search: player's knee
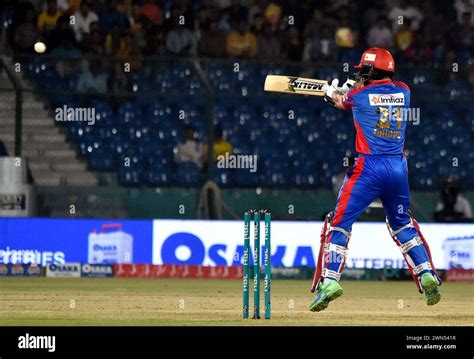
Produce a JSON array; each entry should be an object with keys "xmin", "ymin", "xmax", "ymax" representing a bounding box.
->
[{"xmin": 329, "ymin": 230, "xmax": 349, "ymax": 246}]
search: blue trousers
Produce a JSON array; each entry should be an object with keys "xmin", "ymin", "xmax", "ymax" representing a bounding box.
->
[{"xmin": 326, "ymin": 155, "xmax": 432, "ymax": 278}]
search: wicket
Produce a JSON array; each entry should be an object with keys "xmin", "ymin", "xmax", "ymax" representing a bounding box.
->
[{"xmin": 242, "ymin": 210, "xmax": 271, "ymax": 320}]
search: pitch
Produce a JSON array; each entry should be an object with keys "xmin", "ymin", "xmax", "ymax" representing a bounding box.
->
[{"xmin": 0, "ymin": 278, "xmax": 472, "ymax": 326}]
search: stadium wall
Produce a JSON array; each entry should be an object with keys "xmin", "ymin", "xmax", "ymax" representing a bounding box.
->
[{"xmin": 35, "ymin": 186, "xmax": 474, "ymax": 221}]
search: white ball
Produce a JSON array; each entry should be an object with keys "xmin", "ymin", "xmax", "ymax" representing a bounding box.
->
[{"xmin": 34, "ymin": 42, "xmax": 46, "ymax": 54}]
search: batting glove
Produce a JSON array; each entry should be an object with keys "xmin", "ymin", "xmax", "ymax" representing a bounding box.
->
[
  {"xmin": 339, "ymin": 76, "xmax": 356, "ymax": 94},
  {"xmin": 323, "ymin": 79, "xmax": 341, "ymax": 106}
]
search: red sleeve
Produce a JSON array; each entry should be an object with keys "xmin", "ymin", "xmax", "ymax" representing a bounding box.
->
[
  {"xmin": 392, "ymin": 81, "xmax": 410, "ymax": 92},
  {"xmin": 341, "ymin": 88, "xmax": 356, "ymax": 109}
]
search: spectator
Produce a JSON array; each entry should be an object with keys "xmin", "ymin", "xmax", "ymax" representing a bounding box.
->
[
  {"xmin": 42, "ymin": 0, "xmax": 71, "ymax": 14},
  {"xmin": 50, "ymin": 24, "xmax": 80, "ymax": 58},
  {"xmin": 304, "ymin": 9, "xmax": 336, "ymax": 41},
  {"xmin": 434, "ymin": 176, "xmax": 472, "ymax": 222},
  {"xmin": 166, "ymin": 15, "xmax": 197, "ymax": 55},
  {"xmin": 227, "ymin": 0, "xmax": 248, "ymax": 24},
  {"xmin": 82, "ymin": 27, "xmax": 106, "ymax": 56},
  {"xmin": 48, "ymin": 15, "xmax": 76, "ymax": 50},
  {"xmin": 76, "ymin": 59, "xmax": 108, "ymax": 95},
  {"xmin": 214, "ymin": 0, "xmax": 231, "ymax": 9},
  {"xmin": 263, "ymin": 2, "xmax": 281, "ymax": 30},
  {"xmin": 226, "ymin": 20, "xmax": 257, "ymax": 58},
  {"xmin": 281, "ymin": 0, "xmax": 309, "ymax": 32},
  {"xmin": 248, "ymin": 0, "xmax": 269, "ymax": 27},
  {"xmin": 454, "ymin": 0, "xmax": 474, "ymax": 24},
  {"xmin": 334, "ymin": 7, "xmax": 359, "ymax": 49},
  {"xmin": 142, "ymin": 25, "xmax": 166, "ymax": 56},
  {"xmin": 250, "ymin": 13, "xmax": 265, "ymax": 33},
  {"xmin": 37, "ymin": 0, "xmax": 62, "ymax": 32},
  {"xmin": 71, "ymin": 0, "xmax": 99, "ymax": 42},
  {"xmin": 198, "ymin": 21, "xmax": 226, "ymax": 57},
  {"xmin": 170, "ymin": 0, "xmax": 195, "ymax": 30},
  {"xmin": 303, "ymin": 25, "xmax": 337, "ymax": 62},
  {"xmin": 115, "ymin": 31, "xmax": 143, "ymax": 71},
  {"xmin": 217, "ymin": 10, "xmax": 232, "ymax": 32},
  {"xmin": 256, "ymin": 21, "xmax": 281, "ymax": 61},
  {"xmin": 363, "ymin": 0, "xmax": 388, "ymax": 31},
  {"xmin": 422, "ymin": 10, "xmax": 446, "ymax": 44},
  {"xmin": 283, "ymin": 27, "xmax": 304, "ymax": 61},
  {"xmin": 99, "ymin": 0, "xmax": 130, "ymax": 31},
  {"xmin": 197, "ymin": 0, "xmax": 220, "ymax": 28},
  {"xmin": 129, "ymin": 3, "xmax": 148, "ymax": 35},
  {"xmin": 394, "ymin": 20, "xmax": 414, "ymax": 53},
  {"xmin": 367, "ymin": 16, "xmax": 393, "ymax": 50},
  {"xmin": 404, "ymin": 32, "xmax": 433, "ymax": 63},
  {"xmin": 388, "ymin": 0, "xmax": 424, "ymax": 32},
  {"xmin": 175, "ymin": 126, "xmax": 205, "ymax": 168},
  {"xmin": 140, "ymin": 0, "xmax": 162, "ymax": 25},
  {"xmin": 13, "ymin": 7, "xmax": 41, "ymax": 53},
  {"xmin": 204, "ymin": 127, "xmax": 233, "ymax": 162}
]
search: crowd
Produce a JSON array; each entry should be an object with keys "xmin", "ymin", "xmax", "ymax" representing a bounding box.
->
[{"xmin": 4, "ymin": 0, "xmax": 473, "ymax": 66}]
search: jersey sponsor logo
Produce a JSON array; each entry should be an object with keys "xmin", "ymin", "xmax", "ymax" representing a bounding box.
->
[
  {"xmin": 368, "ymin": 93, "xmax": 404, "ymax": 106},
  {"xmin": 364, "ymin": 53, "xmax": 376, "ymax": 61}
]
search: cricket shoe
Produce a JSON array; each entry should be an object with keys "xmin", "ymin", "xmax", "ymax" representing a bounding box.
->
[
  {"xmin": 421, "ymin": 272, "xmax": 441, "ymax": 306},
  {"xmin": 309, "ymin": 280, "xmax": 343, "ymax": 312}
]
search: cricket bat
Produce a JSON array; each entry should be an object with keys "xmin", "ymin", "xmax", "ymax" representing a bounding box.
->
[{"xmin": 264, "ymin": 75, "xmax": 327, "ymax": 96}]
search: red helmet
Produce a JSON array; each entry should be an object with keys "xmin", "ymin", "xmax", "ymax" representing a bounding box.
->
[{"xmin": 354, "ymin": 47, "xmax": 395, "ymax": 72}]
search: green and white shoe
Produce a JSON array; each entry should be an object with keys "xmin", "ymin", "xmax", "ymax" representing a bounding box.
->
[
  {"xmin": 421, "ymin": 272, "xmax": 441, "ymax": 306},
  {"xmin": 309, "ymin": 280, "xmax": 343, "ymax": 312}
]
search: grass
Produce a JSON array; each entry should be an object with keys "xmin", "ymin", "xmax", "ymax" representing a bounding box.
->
[{"xmin": 0, "ymin": 278, "xmax": 473, "ymax": 326}]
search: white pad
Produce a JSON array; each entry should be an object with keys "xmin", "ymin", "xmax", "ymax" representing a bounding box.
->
[{"xmin": 399, "ymin": 236, "xmax": 423, "ymax": 254}]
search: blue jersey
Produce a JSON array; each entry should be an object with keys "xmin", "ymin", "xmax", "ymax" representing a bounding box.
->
[{"xmin": 342, "ymin": 79, "xmax": 411, "ymax": 155}]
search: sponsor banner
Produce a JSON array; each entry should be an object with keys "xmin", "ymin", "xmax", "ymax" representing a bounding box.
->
[
  {"xmin": 26, "ymin": 264, "xmax": 42, "ymax": 277},
  {"xmin": 81, "ymin": 264, "xmax": 113, "ymax": 278},
  {"xmin": 343, "ymin": 268, "xmax": 381, "ymax": 281},
  {"xmin": 0, "ymin": 263, "xmax": 43, "ymax": 276},
  {"xmin": 46, "ymin": 263, "xmax": 81, "ymax": 278},
  {"xmin": 271, "ymin": 267, "xmax": 311, "ymax": 280},
  {"xmin": 10, "ymin": 264, "xmax": 25, "ymax": 276},
  {"xmin": 0, "ymin": 218, "xmax": 153, "ymax": 265},
  {"xmin": 152, "ymin": 220, "xmax": 474, "ymax": 270},
  {"xmin": 446, "ymin": 269, "xmax": 474, "ymax": 282},
  {"xmin": 113, "ymin": 264, "xmax": 242, "ymax": 279},
  {"xmin": 0, "ymin": 263, "xmax": 8, "ymax": 276},
  {"xmin": 0, "ymin": 218, "xmax": 472, "ymax": 270}
]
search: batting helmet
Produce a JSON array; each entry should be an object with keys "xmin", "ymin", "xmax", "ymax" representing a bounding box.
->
[{"xmin": 354, "ymin": 47, "xmax": 395, "ymax": 73}]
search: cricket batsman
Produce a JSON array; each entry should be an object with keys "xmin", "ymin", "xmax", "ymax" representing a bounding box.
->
[{"xmin": 309, "ymin": 47, "xmax": 442, "ymax": 312}]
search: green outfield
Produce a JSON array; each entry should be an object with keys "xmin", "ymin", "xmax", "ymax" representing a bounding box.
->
[{"xmin": 0, "ymin": 278, "xmax": 473, "ymax": 326}]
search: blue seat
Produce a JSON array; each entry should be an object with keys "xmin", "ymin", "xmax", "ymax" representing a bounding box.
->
[
  {"xmin": 78, "ymin": 134, "xmax": 101, "ymax": 157},
  {"xmin": 176, "ymin": 162, "xmax": 202, "ymax": 186},
  {"xmin": 118, "ymin": 167, "xmax": 143, "ymax": 186},
  {"xmin": 89, "ymin": 149, "xmax": 115, "ymax": 171},
  {"xmin": 145, "ymin": 162, "xmax": 174, "ymax": 186},
  {"xmin": 213, "ymin": 168, "xmax": 233, "ymax": 187}
]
